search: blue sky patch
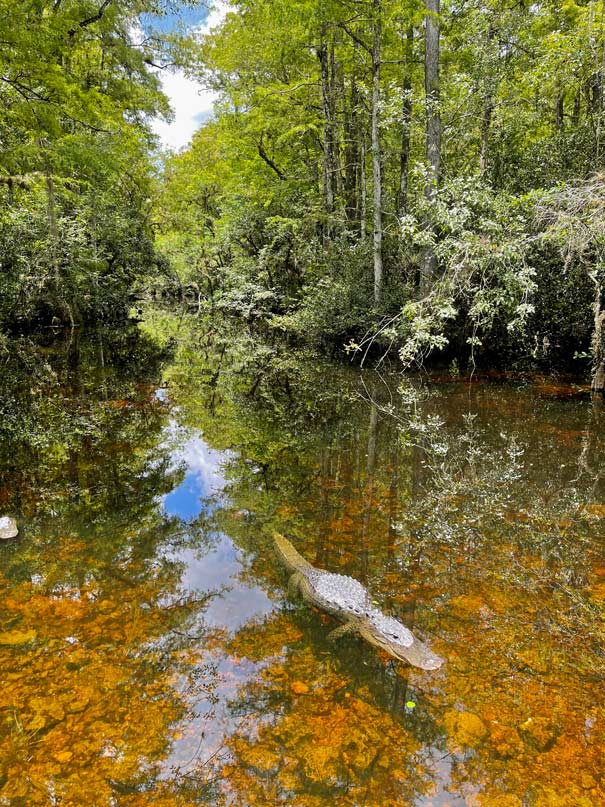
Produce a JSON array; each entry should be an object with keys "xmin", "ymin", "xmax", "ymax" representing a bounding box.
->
[
  {"xmin": 141, "ymin": 6, "xmax": 209, "ymax": 34},
  {"xmin": 163, "ymin": 471, "xmax": 205, "ymax": 520}
]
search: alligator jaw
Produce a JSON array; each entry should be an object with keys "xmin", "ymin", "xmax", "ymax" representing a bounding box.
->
[
  {"xmin": 355, "ymin": 621, "xmax": 443, "ymax": 670},
  {"xmin": 390, "ymin": 640, "xmax": 443, "ymax": 671},
  {"xmin": 331, "ymin": 620, "xmax": 442, "ymax": 670}
]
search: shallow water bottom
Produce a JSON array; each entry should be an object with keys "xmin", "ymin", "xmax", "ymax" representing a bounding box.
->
[{"xmin": 0, "ymin": 317, "xmax": 603, "ymax": 806}]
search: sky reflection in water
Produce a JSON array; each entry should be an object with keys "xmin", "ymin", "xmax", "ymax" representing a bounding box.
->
[{"xmin": 162, "ymin": 428, "xmax": 274, "ymax": 629}]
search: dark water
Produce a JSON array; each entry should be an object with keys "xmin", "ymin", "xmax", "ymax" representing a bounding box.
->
[{"xmin": 0, "ymin": 313, "xmax": 604, "ymax": 806}]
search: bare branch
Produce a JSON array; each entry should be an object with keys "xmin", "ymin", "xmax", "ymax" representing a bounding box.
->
[
  {"xmin": 144, "ymin": 59, "xmax": 177, "ymax": 70},
  {"xmin": 257, "ymin": 135, "xmax": 287, "ymax": 180},
  {"xmin": 68, "ymin": 0, "xmax": 113, "ymax": 36},
  {"xmin": 338, "ymin": 23, "xmax": 371, "ymax": 55}
]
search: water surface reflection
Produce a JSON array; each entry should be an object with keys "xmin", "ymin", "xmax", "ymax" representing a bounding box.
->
[{"xmin": 0, "ymin": 318, "xmax": 603, "ymax": 806}]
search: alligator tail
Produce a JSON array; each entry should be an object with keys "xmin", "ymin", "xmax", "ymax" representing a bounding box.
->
[{"xmin": 273, "ymin": 533, "xmax": 315, "ymax": 575}]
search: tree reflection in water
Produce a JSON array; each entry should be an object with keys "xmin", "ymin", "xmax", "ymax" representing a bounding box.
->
[
  {"xmin": 0, "ymin": 315, "xmax": 604, "ymax": 806},
  {"xmin": 0, "ymin": 328, "xmax": 222, "ymax": 805}
]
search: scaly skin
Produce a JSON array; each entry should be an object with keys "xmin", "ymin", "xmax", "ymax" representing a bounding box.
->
[
  {"xmin": 273, "ymin": 533, "xmax": 443, "ymax": 671},
  {"xmin": 274, "ymin": 532, "xmax": 315, "ymax": 576}
]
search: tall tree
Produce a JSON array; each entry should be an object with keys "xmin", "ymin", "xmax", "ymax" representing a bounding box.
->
[
  {"xmin": 420, "ymin": 0, "xmax": 441, "ymax": 296},
  {"xmin": 0, "ymin": 0, "xmax": 190, "ymax": 326},
  {"xmin": 397, "ymin": 25, "xmax": 414, "ymax": 217},
  {"xmin": 371, "ymin": 0, "xmax": 384, "ymax": 303},
  {"xmin": 318, "ymin": 30, "xmax": 336, "ymax": 223}
]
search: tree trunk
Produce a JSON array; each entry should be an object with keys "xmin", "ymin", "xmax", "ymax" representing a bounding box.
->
[
  {"xmin": 360, "ymin": 127, "xmax": 367, "ymax": 238},
  {"xmin": 424, "ymin": 0, "xmax": 441, "ymax": 191},
  {"xmin": 555, "ymin": 93, "xmax": 564, "ymax": 130},
  {"xmin": 572, "ymin": 91, "xmax": 581, "ymax": 125},
  {"xmin": 591, "ymin": 273, "xmax": 605, "ymax": 393},
  {"xmin": 345, "ymin": 76, "xmax": 358, "ymax": 221},
  {"xmin": 318, "ymin": 35, "xmax": 335, "ymax": 224},
  {"xmin": 371, "ymin": 0, "xmax": 383, "ymax": 304},
  {"xmin": 586, "ymin": 71, "xmax": 602, "ymax": 115},
  {"xmin": 397, "ymin": 26, "xmax": 414, "ymax": 217},
  {"xmin": 480, "ymin": 24, "xmax": 496, "ymax": 176},
  {"xmin": 480, "ymin": 92, "xmax": 495, "ymax": 175},
  {"xmin": 331, "ymin": 42, "xmax": 345, "ymax": 204},
  {"xmin": 44, "ymin": 166, "xmax": 58, "ymax": 242},
  {"xmin": 420, "ymin": 0, "xmax": 441, "ymax": 296}
]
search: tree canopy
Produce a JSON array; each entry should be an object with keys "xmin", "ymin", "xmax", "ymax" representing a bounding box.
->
[
  {"xmin": 0, "ymin": 1, "xmax": 201, "ymax": 327},
  {"xmin": 156, "ymin": 0, "xmax": 605, "ymax": 388},
  {"xmin": 2, "ymin": 0, "xmax": 605, "ymax": 384}
]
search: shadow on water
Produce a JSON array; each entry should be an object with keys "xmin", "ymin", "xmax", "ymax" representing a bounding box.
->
[{"xmin": 0, "ymin": 312, "xmax": 604, "ymax": 806}]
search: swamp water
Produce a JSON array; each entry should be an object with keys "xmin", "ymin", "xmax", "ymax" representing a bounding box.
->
[{"xmin": 0, "ymin": 314, "xmax": 604, "ymax": 806}]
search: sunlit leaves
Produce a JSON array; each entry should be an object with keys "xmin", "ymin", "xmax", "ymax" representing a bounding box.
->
[{"xmin": 0, "ymin": 0, "xmax": 202, "ymax": 326}]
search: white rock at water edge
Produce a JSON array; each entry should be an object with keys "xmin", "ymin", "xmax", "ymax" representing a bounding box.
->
[{"xmin": 0, "ymin": 516, "xmax": 18, "ymax": 540}]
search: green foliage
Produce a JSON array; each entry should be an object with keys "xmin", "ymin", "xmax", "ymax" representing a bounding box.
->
[
  {"xmin": 279, "ymin": 239, "xmax": 381, "ymax": 344},
  {"xmin": 4, "ymin": 0, "xmax": 597, "ymax": 370},
  {"xmin": 394, "ymin": 178, "xmax": 537, "ymax": 367},
  {"xmin": 154, "ymin": 0, "xmax": 605, "ymax": 377},
  {"xmin": 0, "ymin": 0, "xmax": 202, "ymax": 329}
]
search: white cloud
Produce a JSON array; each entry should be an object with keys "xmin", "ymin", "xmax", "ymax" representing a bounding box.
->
[
  {"xmin": 179, "ymin": 433, "xmax": 228, "ymax": 494},
  {"xmin": 151, "ymin": 71, "xmax": 212, "ymax": 150},
  {"xmin": 151, "ymin": 1, "xmax": 230, "ymax": 151},
  {"xmin": 160, "ymin": 421, "xmax": 229, "ymax": 494}
]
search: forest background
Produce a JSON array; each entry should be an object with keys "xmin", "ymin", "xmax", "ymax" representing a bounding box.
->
[{"xmin": 2, "ymin": 0, "xmax": 605, "ymax": 390}]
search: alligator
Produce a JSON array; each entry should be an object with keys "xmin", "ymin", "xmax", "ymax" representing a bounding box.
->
[{"xmin": 274, "ymin": 533, "xmax": 443, "ymax": 671}]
